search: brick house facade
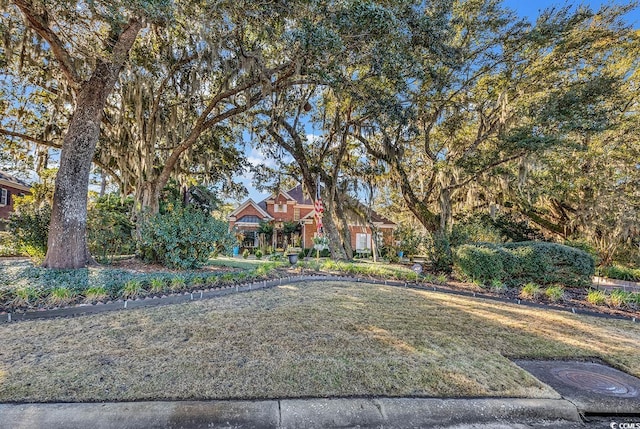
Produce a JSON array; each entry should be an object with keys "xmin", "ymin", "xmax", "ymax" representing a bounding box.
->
[
  {"xmin": 228, "ymin": 184, "xmax": 396, "ymax": 252},
  {"xmin": 0, "ymin": 171, "xmax": 31, "ymax": 227}
]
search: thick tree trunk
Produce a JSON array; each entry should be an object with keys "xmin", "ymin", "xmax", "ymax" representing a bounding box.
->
[
  {"xmin": 137, "ymin": 181, "xmax": 162, "ymax": 216},
  {"xmin": 334, "ymin": 194, "xmax": 354, "ymax": 259},
  {"xmin": 42, "ymin": 21, "xmax": 143, "ymax": 269},
  {"xmin": 322, "ymin": 191, "xmax": 349, "ymax": 260}
]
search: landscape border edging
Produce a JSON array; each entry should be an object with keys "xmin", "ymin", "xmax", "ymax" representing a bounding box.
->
[{"xmin": 2, "ymin": 274, "xmax": 638, "ymax": 324}]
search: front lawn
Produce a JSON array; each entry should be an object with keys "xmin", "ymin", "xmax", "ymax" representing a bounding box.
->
[{"xmin": 0, "ymin": 281, "xmax": 638, "ymax": 402}]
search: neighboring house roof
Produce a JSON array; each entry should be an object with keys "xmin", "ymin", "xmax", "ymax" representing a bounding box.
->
[
  {"xmin": 0, "ymin": 171, "xmax": 31, "ymax": 193},
  {"xmin": 228, "ymin": 198, "xmax": 272, "ymax": 220}
]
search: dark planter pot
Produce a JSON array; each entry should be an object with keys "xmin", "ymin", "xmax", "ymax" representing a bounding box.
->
[{"xmin": 288, "ymin": 254, "xmax": 299, "ymax": 265}]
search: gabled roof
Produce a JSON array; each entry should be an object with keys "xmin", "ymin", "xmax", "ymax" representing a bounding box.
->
[
  {"xmin": 228, "ymin": 198, "xmax": 272, "ymax": 220},
  {"xmin": 260, "ymin": 184, "xmax": 313, "ymax": 207},
  {"xmin": 0, "ymin": 171, "xmax": 31, "ymax": 192}
]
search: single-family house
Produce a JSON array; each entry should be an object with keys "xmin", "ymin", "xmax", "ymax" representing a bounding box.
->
[
  {"xmin": 228, "ymin": 184, "xmax": 396, "ymax": 253},
  {"xmin": 0, "ymin": 171, "xmax": 31, "ymax": 226}
]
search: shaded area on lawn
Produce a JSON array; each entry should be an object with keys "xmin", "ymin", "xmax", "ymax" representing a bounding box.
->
[{"xmin": 0, "ymin": 281, "xmax": 639, "ymax": 403}]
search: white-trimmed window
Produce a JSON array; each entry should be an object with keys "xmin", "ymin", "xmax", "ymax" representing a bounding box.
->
[
  {"xmin": 0, "ymin": 188, "xmax": 7, "ymax": 206},
  {"xmin": 356, "ymin": 233, "xmax": 371, "ymax": 250},
  {"xmin": 274, "ymin": 203, "xmax": 287, "ymax": 213}
]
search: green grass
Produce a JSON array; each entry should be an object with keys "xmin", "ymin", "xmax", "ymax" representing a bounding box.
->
[{"xmin": 0, "ymin": 281, "xmax": 638, "ymax": 403}]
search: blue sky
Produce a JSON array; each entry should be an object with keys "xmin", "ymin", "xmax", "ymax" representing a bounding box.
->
[
  {"xmin": 240, "ymin": 0, "xmax": 640, "ymax": 203},
  {"xmin": 505, "ymin": 0, "xmax": 639, "ymax": 27}
]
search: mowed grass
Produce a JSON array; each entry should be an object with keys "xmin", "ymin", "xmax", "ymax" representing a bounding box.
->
[{"xmin": 0, "ymin": 281, "xmax": 639, "ymax": 403}]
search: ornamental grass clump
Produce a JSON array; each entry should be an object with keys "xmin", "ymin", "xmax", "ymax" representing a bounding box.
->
[
  {"xmin": 520, "ymin": 282, "xmax": 542, "ymax": 300},
  {"xmin": 48, "ymin": 286, "xmax": 75, "ymax": 306},
  {"xmin": 149, "ymin": 277, "xmax": 167, "ymax": 294},
  {"xmin": 608, "ymin": 289, "xmax": 632, "ymax": 308},
  {"xmin": 121, "ymin": 279, "xmax": 145, "ymax": 299},
  {"xmin": 544, "ymin": 285, "xmax": 565, "ymax": 302},
  {"xmin": 587, "ymin": 289, "xmax": 607, "ymax": 306},
  {"xmin": 170, "ymin": 276, "xmax": 187, "ymax": 292},
  {"xmin": 84, "ymin": 286, "xmax": 109, "ymax": 303}
]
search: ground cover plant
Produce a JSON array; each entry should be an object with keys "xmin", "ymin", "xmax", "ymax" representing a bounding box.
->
[
  {"xmin": 0, "ymin": 281, "xmax": 638, "ymax": 403},
  {"xmin": 0, "ymin": 258, "xmax": 282, "ymax": 312}
]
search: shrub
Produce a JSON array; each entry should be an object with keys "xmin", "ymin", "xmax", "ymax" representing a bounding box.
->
[
  {"xmin": 428, "ymin": 232, "xmax": 453, "ymax": 273},
  {"xmin": 138, "ymin": 205, "xmax": 235, "ymax": 269},
  {"xmin": 587, "ymin": 289, "xmax": 607, "ymax": 305},
  {"xmin": 7, "ymin": 203, "xmax": 51, "ymax": 262},
  {"xmin": 454, "ymin": 245, "xmax": 503, "ymax": 284},
  {"xmin": 454, "ymin": 241, "xmax": 594, "ymax": 287},
  {"xmin": 598, "ymin": 265, "xmax": 640, "ymax": 282},
  {"xmin": 520, "ymin": 282, "xmax": 542, "ymax": 300},
  {"xmin": 545, "ymin": 285, "xmax": 565, "ymax": 302},
  {"xmin": 87, "ymin": 195, "xmax": 135, "ymax": 263},
  {"xmin": 242, "ymin": 249, "xmax": 250, "ymax": 259},
  {"xmin": 393, "ymin": 225, "xmax": 429, "ymax": 256},
  {"xmin": 254, "ymin": 249, "xmax": 263, "ymax": 260}
]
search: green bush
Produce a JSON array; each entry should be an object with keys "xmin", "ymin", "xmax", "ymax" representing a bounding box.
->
[
  {"xmin": 7, "ymin": 203, "xmax": 51, "ymax": 262},
  {"xmin": 254, "ymin": 249, "xmax": 263, "ymax": 260},
  {"xmin": 428, "ymin": 232, "xmax": 453, "ymax": 273},
  {"xmin": 242, "ymin": 249, "xmax": 250, "ymax": 259},
  {"xmin": 454, "ymin": 241, "xmax": 595, "ymax": 287},
  {"xmin": 138, "ymin": 206, "xmax": 235, "ymax": 269},
  {"xmin": 87, "ymin": 195, "xmax": 135, "ymax": 263},
  {"xmin": 598, "ymin": 265, "xmax": 640, "ymax": 282}
]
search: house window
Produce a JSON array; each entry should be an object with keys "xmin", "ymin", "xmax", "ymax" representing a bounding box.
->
[
  {"xmin": 0, "ymin": 188, "xmax": 7, "ymax": 206},
  {"xmin": 356, "ymin": 233, "xmax": 371, "ymax": 250},
  {"xmin": 274, "ymin": 203, "xmax": 287, "ymax": 213},
  {"xmin": 294, "ymin": 208, "xmax": 300, "ymax": 221},
  {"xmin": 237, "ymin": 215, "xmax": 260, "ymax": 223}
]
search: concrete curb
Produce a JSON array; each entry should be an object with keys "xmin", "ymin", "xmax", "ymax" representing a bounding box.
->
[{"xmin": 0, "ymin": 397, "xmax": 582, "ymax": 429}]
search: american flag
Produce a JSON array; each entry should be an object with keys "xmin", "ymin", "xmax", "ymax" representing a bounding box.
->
[{"xmin": 314, "ymin": 184, "xmax": 324, "ymax": 233}]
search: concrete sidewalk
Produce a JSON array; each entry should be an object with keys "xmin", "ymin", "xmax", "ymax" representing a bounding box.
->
[{"xmin": 0, "ymin": 397, "xmax": 586, "ymax": 429}]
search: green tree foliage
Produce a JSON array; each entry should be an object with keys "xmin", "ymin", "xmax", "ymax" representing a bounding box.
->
[
  {"xmin": 87, "ymin": 195, "xmax": 136, "ymax": 263},
  {"xmin": 7, "ymin": 198, "xmax": 50, "ymax": 262}
]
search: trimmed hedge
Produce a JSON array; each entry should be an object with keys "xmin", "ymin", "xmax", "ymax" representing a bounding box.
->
[{"xmin": 454, "ymin": 241, "xmax": 595, "ymax": 287}]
